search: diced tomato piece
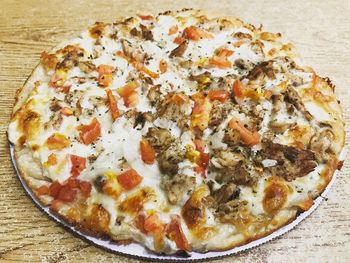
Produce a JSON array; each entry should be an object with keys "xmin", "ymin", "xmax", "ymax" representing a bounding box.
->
[
  {"xmin": 118, "ymin": 81, "xmax": 139, "ymax": 108},
  {"xmin": 168, "ymin": 25, "xmax": 178, "ymax": 35},
  {"xmin": 159, "ymin": 59, "xmax": 168, "ymax": 74},
  {"xmin": 232, "ymin": 79, "xmax": 244, "ymax": 99},
  {"xmin": 134, "ymin": 212, "xmax": 166, "ymax": 249},
  {"xmin": 208, "ymin": 90, "xmax": 230, "ymax": 102},
  {"xmin": 144, "ymin": 213, "xmax": 165, "ymax": 234},
  {"xmin": 79, "ymin": 181, "xmax": 92, "ymax": 197},
  {"xmin": 174, "ymin": 36, "xmax": 185, "ymax": 44},
  {"xmin": 57, "ymin": 185, "xmax": 77, "ymax": 202},
  {"xmin": 117, "ymin": 82, "xmax": 138, "ymax": 97},
  {"xmin": 166, "ymin": 215, "xmax": 191, "ymax": 251},
  {"xmin": 183, "ymin": 26, "xmax": 213, "ymax": 41},
  {"xmin": 194, "ymin": 139, "xmax": 206, "ymax": 153},
  {"xmin": 61, "ymin": 107, "xmax": 74, "ymax": 116},
  {"xmin": 138, "ymin": 14, "xmax": 154, "ymax": 20},
  {"xmin": 78, "ymin": 118, "xmax": 101, "ymax": 145},
  {"xmin": 132, "ymin": 62, "xmax": 159, "ymax": 79},
  {"xmin": 45, "ymin": 133, "xmax": 70, "ymax": 150},
  {"xmin": 190, "ymin": 95, "xmax": 212, "ymax": 131},
  {"xmin": 191, "ymin": 92, "xmax": 205, "ymax": 101},
  {"xmin": 134, "ymin": 212, "xmax": 147, "ymax": 234},
  {"xmin": 123, "ymin": 92, "xmax": 139, "ymax": 108},
  {"xmin": 209, "ymin": 48, "xmax": 234, "ymax": 69},
  {"xmin": 105, "ymin": 89, "xmax": 120, "ymax": 120},
  {"xmin": 70, "ymin": 155, "xmax": 86, "ymax": 177},
  {"xmin": 66, "ymin": 177, "xmax": 80, "ymax": 188},
  {"xmin": 198, "ymin": 152, "xmax": 210, "ymax": 169},
  {"xmin": 209, "ymin": 55, "xmax": 232, "ymax": 69},
  {"xmin": 191, "ymin": 102, "xmax": 202, "ymax": 115},
  {"xmin": 98, "ymin": 74, "xmax": 113, "ymax": 87},
  {"xmin": 140, "ymin": 139, "xmax": 156, "ymax": 165},
  {"xmin": 97, "ymin": 64, "xmax": 114, "ymax": 87},
  {"xmin": 49, "ymin": 181, "xmax": 62, "ymax": 198},
  {"xmin": 118, "ymin": 84, "xmax": 137, "ymax": 98},
  {"xmin": 218, "ymin": 48, "xmax": 234, "ymax": 57},
  {"xmin": 228, "ymin": 118, "xmax": 261, "ymax": 147},
  {"xmin": 37, "ymin": 185, "xmax": 50, "ymax": 195},
  {"xmin": 192, "ymin": 139, "xmax": 209, "ymax": 177},
  {"xmin": 117, "ymin": 169, "xmax": 143, "ymax": 190}
]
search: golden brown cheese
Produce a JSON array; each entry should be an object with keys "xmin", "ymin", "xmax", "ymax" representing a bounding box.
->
[
  {"xmin": 118, "ymin": 187, "xmax": 155, "ymax": 215},
  {"xmin": 262, "ymin": 177, "xmax": 289, "ymax": 215},
  {"xmin": 67, "ymin": 204, "xmax": 111, "ymax": 236},
  {"xmin": 14, "ymin": 109, "xmax": 41, "ymax": 143}
]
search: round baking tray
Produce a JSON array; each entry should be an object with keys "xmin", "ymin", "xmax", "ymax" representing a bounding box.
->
[{"xmin": 9, "ymin": 143, "xmax": 346, "ymax": 261}]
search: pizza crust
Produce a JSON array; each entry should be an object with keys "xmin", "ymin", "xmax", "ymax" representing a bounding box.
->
[{"xmin": 8, "ymin": 9, "xmax": 345, "ymax": 255}]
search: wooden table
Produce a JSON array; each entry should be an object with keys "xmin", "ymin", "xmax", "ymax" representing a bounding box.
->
[{"xmin": 1, "ymin": 0, "xmax": 349, "ymax": 262}]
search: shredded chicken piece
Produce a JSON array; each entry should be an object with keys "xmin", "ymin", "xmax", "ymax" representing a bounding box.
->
[
  {"xmin": 161, "ymin": 174, "xmax": 195, "ymax": 205},
  {"xmin": 259, "ymin": 139, "xmax": 317, "ymax": 181}
]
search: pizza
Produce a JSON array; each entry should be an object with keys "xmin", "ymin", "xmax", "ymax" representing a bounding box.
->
[{"xmin": 8, "ymin": 9, "xmax": 345, "ymax": 255}]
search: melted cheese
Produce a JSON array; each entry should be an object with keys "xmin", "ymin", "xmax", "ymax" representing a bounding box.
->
[{"xmin": 304, "ymin": 102, "xmax": 332, "ymax": 122}]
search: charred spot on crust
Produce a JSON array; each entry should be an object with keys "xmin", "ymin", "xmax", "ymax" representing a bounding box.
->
[{"xmin": 322, "ymin": 77, "xmax": 336, "ymax": 91}]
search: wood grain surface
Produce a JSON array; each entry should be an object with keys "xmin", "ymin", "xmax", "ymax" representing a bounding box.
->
[{"xmin": 1, "ymin": 0, "xmax": 349, "ymax": 262}]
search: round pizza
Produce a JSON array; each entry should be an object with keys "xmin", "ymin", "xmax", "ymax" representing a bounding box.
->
[{"xmin": 8, "ymin": 9, "xmax": 345, "ymax": 255}]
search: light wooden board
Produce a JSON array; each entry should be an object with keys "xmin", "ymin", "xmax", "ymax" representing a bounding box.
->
[{"xmin": 0, "ymin": 0, "xmax": 349, "ymax": 262}]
